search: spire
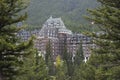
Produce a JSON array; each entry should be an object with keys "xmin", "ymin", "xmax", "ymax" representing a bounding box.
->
[{"xmin": 50, "ymin": 16, "xmax": 53, "ymax": 19}]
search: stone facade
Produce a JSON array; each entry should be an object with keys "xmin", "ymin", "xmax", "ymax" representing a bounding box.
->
[
  {"xmin": 18, "ymin": 16, "xmax": 93, "ymax": 61},
  {"xmin": 17, "ymin": 29, "xmax": 39, "ymax": 42}
]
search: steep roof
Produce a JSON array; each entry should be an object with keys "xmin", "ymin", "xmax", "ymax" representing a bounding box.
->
[
  {"xmin": 39, "ymin": 16, "xmax": 72, "ymax": 37},
  {"xmin": 43, "ymin": 16, "xmax": 66, "ymax": 29}
]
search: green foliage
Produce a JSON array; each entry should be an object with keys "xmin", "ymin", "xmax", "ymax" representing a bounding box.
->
[
  {"xmin": 73, "ymin": 63, "xmax": 95, "ymax": 80},
  {"xmin": 72, "ymin": 41, "xmax": 85, "ymax": 80},
  {"xmin": 55, "ymin": 55, "xmax": 69, "ymax": 80},
  {"xmin": 26, "ymin": 0, "xmax": 98, "ymax": 32},
  {"xmin": 0, "ymin": 0, "xmax": 34, "ymax": 80},
  {"xmin": 74, "ymin": 41, "xmax": 84, "ymax": 66},
  {"xmin": 81, "ymin": 0, "xmax": 120, "ymax": 80},
  {"xmin": 45, "ymin": 40, "xmax": 52, "ymax": 65},
  {"xmin": 55, "ymin": 55, "xmax": 63, "ymax": 67},
  {"xmin": 0, "ymin": 0, "xmax": 27, "ymax": 28},
  {"xmin": 15, "ymin": 49, "xmax": 49, "ymax": 80},
  {"xmin": 62, "ymin": 45, "xmax": 74, "ymax": 78},
  {"xmin": 45, "ymin": 40, "xmax": 55, "ymax": 76}
]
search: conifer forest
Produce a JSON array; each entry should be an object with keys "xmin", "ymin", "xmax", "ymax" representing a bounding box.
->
[{"xmin": 0, "ymin": 0, "xmax": 120, "ymax": 80}]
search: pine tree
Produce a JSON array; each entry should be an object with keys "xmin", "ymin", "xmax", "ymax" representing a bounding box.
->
[
  {"xmin": 15, "ymin": 49, "xmax": 49, "ymax": 80},
  {"xmin": 73, "ymin": 63, "xmax": 95, "ymax": 80},
  {"xmin": 45, "ymin": 40, "xmax": 55, "ymax": 76},
  {"xmin": 84, "ymin": 0, "xmax": 120, "ymax": 79},
  {"xmin": 0, "ymin": 0, "xmax": 32, "ymax": 80},
  {"xmin": 55, "ymin": 55, "xmax": 69, "ymax": 80},
  {"xmin": 72, "ymin": 40, "xmax": 85, "ymax": 80},
  {"xmin": 62, "ymin": 44, "xmax": 74, "ymax": 79},
  {"xmin": 74, "ymin": 40, "xmax": 84, "ymax": 66},
  {"xmin": 45, "ymin": 40, "xmax": 52, "ymax": 65}
]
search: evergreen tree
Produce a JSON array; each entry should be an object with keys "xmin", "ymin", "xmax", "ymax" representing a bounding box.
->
[
  {"xmin": 62, "ymin": 44, "xmax": 74, "ymax": 79},
  {"xmin": 15, "ymin": 49, "xmax": 49, "ymax": 80},
  {"xmin": 74, "ymin": 40, "xmax": 84, "ymax": 66},
  {"xmin": 84, "ymin": 0, "xmax": 120, "ymax": 79},
  {"xmin": 45, "ymin": 40, "xmax": 52, "ymax": 65},
  {"xmin": 55, "ymin": 55, "xmax": 69, "ymax": 80},
  {"xmin": 0, "ymin": 0, "xmax": 32, "ymax": 80},
  {"xmin": 72, "ymin": 40, "xmax": 85, "ymax": 80},
  {"xmin": 73, "ymin": 63, "xmax": 95, "ymax": 80},
  {"xmin": 45, "ymin": 40, "xmax": 55, "ymax": 76}
]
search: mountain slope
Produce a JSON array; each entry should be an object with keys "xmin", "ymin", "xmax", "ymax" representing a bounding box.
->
[{"xmin": 26, "ymin": 0, "xmax": 98, "ymax": 31}]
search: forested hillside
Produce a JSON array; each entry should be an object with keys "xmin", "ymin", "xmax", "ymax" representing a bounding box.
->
[{"xmin": 26, "ymin": 0, "xmax": 98, "ymax": 31}]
